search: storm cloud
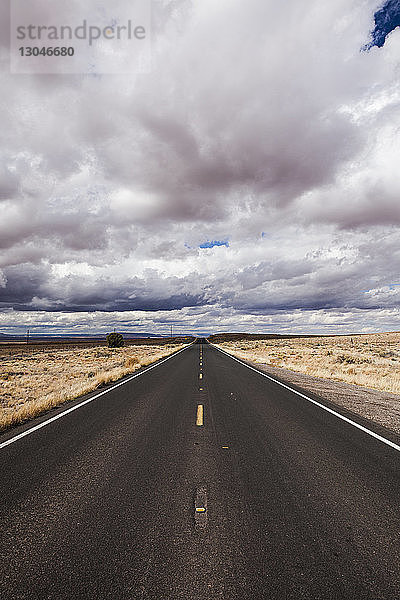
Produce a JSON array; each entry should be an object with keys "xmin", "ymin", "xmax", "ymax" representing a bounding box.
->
[{"xmin": 1, "ymin": 0, "xmax": 400, "ymax": 335}]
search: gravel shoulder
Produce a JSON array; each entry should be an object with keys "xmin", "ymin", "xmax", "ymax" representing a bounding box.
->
[{"xmin": 232, "ymin": 356, "xmax": 400, "ymax": 436}]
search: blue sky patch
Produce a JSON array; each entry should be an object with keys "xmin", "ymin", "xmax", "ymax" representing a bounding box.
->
[
  {"xmin": 199, "ymin": 240, "xmax": 229, "ymax": 249},
  {"xmin": 365, "ymin": 0, "xmax": 400, "ymax": 49}
]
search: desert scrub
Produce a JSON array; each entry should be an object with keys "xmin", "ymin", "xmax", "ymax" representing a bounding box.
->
[
  {"xmin": 214, "ymin": 332, "xmax": 400, "ymax": 395},
  {"xmin": 0, "ymin": 343, "xmax": 186, "ymax": 432},
  {"xmin": 124, "ymin": 356, "xmax": 139, "ymax": 368}
]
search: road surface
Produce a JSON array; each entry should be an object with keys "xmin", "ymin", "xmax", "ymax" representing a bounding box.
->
[{"xmin": 1, "ymin": 340, "xmax": 400, "ymax": 599}]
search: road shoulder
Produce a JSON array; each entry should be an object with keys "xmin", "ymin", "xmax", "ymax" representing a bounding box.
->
[{"xmin": 213, "ymin": 344, "xmax": 400, "ymax": 437}]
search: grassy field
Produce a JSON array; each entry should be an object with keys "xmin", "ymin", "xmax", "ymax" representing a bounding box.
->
[
  {"xmin": 214, "ymin": 333, "xmax": 400, "ymax": 395},
  {"xmin": 0, "ymin": 343, "xmax": 186, "ymax": 431}
]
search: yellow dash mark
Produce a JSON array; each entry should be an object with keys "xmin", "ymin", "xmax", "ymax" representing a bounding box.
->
[
  {"xmin": 195, "ymin": 507, "xmax": 206, "ymax": 512},
  {"xmin": 222, "ymin": 446, "xmax": 229, "ymax": 449},
  {"xmin": 196, "ymin": 404, "xmax": 204, "ymax": 426},
  {"xmin": 199, "ymin": 373, "xmax": 203, "ymax": 379}
]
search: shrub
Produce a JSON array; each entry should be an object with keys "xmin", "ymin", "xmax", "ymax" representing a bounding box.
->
[
  {"xmin": 125, "ymin": 356, "xmax": 139, "ymax": 368},
  {"xmin": 337, "ymin": 354, "xmax": 357, "ymax": 364},
  {"xmin": 106, "ymin": 332, "xmax": 124, "ymax": 348}
]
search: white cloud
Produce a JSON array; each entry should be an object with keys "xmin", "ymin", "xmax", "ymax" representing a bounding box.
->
[{"xmin": 1, "ymin": 0, "xmax": 400, "ymax": 333}]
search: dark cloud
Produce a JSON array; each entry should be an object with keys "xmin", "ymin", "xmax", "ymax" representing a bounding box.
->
[
  {"xmin": 1, "ymin": 0, "xmax": 400, "ymax": 333},
  {"xmin": 0, "ymin": 263, "xmax": 51, "ymax": 305}
]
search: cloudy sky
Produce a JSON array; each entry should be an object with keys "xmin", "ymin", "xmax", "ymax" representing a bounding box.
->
[{"xmin": 1, "ymin": 0, "xmax": 400, "ymax": 336}]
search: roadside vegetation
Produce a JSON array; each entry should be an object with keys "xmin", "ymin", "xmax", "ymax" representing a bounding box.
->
[
  {"xmin": 106, "ymin": 332, "xmax": 124, "ymax": 347},
  {"xmin": 214, "ymin": 333, "xmax": 400, "ymax": 395},
  {"xmin": 0, "ymin": 343, "xmax": 186, "ymax": 431}
]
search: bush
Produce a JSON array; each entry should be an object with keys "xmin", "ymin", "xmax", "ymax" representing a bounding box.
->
[
  {"xmin": 337, "ymin": 354, "xmax": 356, "ymax": 364},
  {"xmin": 125, "ymin": 356, "xmax": 139, "ymax": 368},
  {"xmin": 106, "ymin": 332, "xmax": 124, "ymax": 348}
]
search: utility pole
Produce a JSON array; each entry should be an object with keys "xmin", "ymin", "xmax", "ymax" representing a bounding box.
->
[
  {"xmin": 26, "ymin": 329, "xmax": 30, "ymax": 344},
  {"xmin": 170, "ymin": 324, "xmax": 173, "ymax": 338}
]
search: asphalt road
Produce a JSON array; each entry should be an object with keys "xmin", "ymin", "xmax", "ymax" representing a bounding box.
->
[{"xmin": 1, "ymin": 340, "xmax": 400, "ymax": 599}]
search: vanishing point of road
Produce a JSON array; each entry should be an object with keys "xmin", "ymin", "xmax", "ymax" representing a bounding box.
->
[{"xmin": 1, "ymin": 340, "xmax": 400, "ymax": 599}]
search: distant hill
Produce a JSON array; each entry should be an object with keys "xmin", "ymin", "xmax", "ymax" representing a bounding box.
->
[
  {"xmin": 207, "ymin": 332, "xmax": 348, "ymax": 343},
  {"xmin": 207, "ymin": 332, "xmax": 288, "ymax": 343},
  {"xmin": 0, "ymin": 332, "xmax": 186, "ymax": 341}
]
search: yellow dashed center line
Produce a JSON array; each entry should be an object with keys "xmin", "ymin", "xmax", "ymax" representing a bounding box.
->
[
  {"xmin": 199, "ymin": 373, "xmax": 203, "ymax": 379},
  {"xmin": 196, "ymin": 404, "xmax": 204, "ymax": 426}
]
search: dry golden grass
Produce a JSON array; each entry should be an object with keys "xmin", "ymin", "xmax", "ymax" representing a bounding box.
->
[
  {"xmin": 215, "ymin": 333, "xmax": 400, "ymax": 395},
  {"xmin": 0, "ymin": 343, "xmax": 186, "ymax": 431}
]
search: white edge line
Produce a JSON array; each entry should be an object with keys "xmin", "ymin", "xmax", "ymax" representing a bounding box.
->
[
  {"xmin": 0, "ymin": 343, "xmax": 194, "ymax": 450},
  {"xmin": 210, "ymin": 343, "xmax": 400, "ymax": 454}
]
